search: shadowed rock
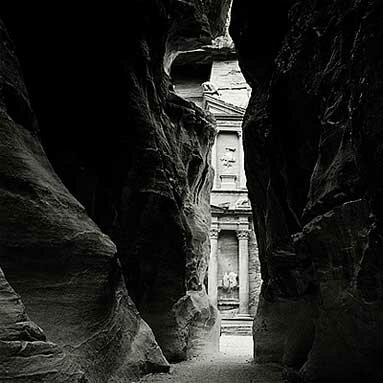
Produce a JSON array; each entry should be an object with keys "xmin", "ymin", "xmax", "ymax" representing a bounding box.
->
[
  {"xmin": 0, "ymin": 16, "xmax": 168, "ymax": 382},
  {"xmin": 231, "ymin": 1, "xmax": 383, "ymax": 381},
  {"xmin": 0, "ymin": 0, "xmax": 231, "ymax": 374}
]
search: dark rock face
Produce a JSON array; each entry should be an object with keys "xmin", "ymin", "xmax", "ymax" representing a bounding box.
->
[
  {"xmin": 0, "ymin": 0, "xmax": 230, "ymax": 377},
  {"xmin": 231, "ymin": 1, "xmax": 383, "ymax": 381},
  {"xmin": 111, "ymin": 1, "xmax": 224, "ymax": 360},
  {"xmin": 119, "ymin": 84, "xmax": 219, "ymax": 360},
  {"xmin": 0, "ymin": 266, "xmax": 84, "ymax": 382},
  {"xmin": 0, "ymin": 17, "xmax": 169, "ymax": 382}
]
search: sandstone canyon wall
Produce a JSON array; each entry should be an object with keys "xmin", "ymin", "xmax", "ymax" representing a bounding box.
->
[
  {"xmin": 0, "ymin": 15, "xmax": 169, "ymax": 383},
  {"xmin": 0, "ymin": 1, "xmax": 231, "ymax": 381},
  {"xmin": 231, "ymin": 1, "xmax": 383, "ymax": 382}
]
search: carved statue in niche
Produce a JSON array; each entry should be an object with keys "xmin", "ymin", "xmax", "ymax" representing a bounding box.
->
[
  {"xmin": 222, "ymin": 271, "xmax": 238, "ymax": 291},
  {"xmin": 220, "ymin": 147, "xmax": 236, "ymax": 168}
]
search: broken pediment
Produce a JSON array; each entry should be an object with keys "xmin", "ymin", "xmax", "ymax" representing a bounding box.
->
[{"xmin": 203, "ymin": 95, "xmax": 245, "ymax": 116}]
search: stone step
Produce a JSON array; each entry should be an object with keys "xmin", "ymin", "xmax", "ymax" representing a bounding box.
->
[
  {"xmin": 221, "ymin": 319, "xmax": 253, "ymax": 336},
  {"xmin": 221, "ymin": 328, "xmax": 252, "ymax": 336}
]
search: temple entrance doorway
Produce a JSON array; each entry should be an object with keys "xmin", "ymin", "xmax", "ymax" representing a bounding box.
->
[{"xmin": 218, "ymin": 231, "xmax": 239, "ymax": 312}]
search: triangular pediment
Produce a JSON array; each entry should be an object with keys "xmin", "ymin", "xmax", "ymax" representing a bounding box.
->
[{"xmin": 203, "ymin": 95, "xmax": 245, "ymax": 116}]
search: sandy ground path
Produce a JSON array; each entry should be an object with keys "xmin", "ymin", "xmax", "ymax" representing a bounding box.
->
[{"xmin": 138, "ymin": 336, "xmax": 283, "ymax": 383}]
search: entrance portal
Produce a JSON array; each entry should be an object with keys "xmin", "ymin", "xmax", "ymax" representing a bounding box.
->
[{"xmin": 218, "ymin": 231, "xmax": 239, "ymax": 311}]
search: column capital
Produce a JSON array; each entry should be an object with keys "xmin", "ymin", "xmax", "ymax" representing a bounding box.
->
[
  {"xmin": 210, "ymin": 228, "xmax": 220, "ymax": 239},
  {"xmin": 236, "ymin": 230, "xmax": 249, "ymax": 240}
]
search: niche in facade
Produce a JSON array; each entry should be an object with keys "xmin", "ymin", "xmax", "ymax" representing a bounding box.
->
[{"xmin": 217, "ymin": 230, "xmax": 239, "ymax": 311}]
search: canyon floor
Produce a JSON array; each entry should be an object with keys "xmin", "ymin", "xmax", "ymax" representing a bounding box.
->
[{"xmin": 138, "ymin": 336, "xmax": 283, "ymax": 383}]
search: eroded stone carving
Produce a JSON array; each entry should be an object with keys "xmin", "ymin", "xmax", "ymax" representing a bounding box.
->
[
  {"xmin": 236, "ymin": 230, "xmax": 250, "ymax": 240},
  {"xmin": 202, "ymin": 81, "xmax": 219, "ymax": 95},
  {"xmin": 235, "ymin": 198, "xmax": 250, "ymax": 208},
  {"xmin": 220, "ymin": 147, "xmax": 236, "ymax": 168},
  {"xmin": 222, "ymin": 271, "xmax": 238, "ymax": 290},
  {"xmin": 210, "ymin": 228, "xmax": 220, "ymax": 239}
]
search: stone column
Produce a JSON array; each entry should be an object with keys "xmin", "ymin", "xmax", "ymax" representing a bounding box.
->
[
  {"xmin": 208, "ymin": 228, "xmax": 220, "ymax": 306},
  {"xmin": 237, "ymin": 230, "xmax": 249, "ymax": 315},
  {"xmin": 211, "ymin": 135, "xmax": 218, "ymax": 189}
]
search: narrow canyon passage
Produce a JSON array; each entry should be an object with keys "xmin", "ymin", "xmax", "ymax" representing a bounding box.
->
[
  {"xmin": 138, "ymin": 336, "xmax": 282, "ymax": 383},
  {"xmin": 1, "ymin": 2, "xmax": 383, "ymax": 383}
]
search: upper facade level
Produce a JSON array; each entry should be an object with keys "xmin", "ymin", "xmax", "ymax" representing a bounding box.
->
[
  {"xmin": 173, "ymin": 59, "xmax": 251, "ymax": 198},
  {"xmin": 205, "ymin": 60, "xmax": 250, "ymax": 110}
]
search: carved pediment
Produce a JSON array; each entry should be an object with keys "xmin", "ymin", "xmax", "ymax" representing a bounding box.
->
[{"xmin": 203, "ymin": 95, "xmax": 245, "ymax": 116}]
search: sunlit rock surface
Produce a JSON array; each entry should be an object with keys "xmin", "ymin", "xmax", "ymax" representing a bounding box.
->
[{"xmin": 231, "ymin": 1, "xmax": 383, "ymax": 381}]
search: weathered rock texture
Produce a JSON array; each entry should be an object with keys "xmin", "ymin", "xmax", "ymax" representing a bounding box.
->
[
  {"xmin": 0, "ymin": 16, "xmax": 169, "ymax": 382},
  {"xmin": 120, "ymin": 87, "xmax": 219, "ymax": 361},
  {"xmin": 0, "ymin": 0, "xmax": 231, "ymax": 376},
  {"xmin": 0, "ymin": 267, "xmax": 84, "ymax": 382},
  {"xmin": 249, "ymin": 222, "xmax": 261, "ymax": 317},
  {"xmin": 231, "ymin": 1, "xmax": 383, "ymax": 382},
  {"xmin": 112, "ymin": 0, "xmax": 226, "ymax": 360}
]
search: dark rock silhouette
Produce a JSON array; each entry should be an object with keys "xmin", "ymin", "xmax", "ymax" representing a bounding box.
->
[
  {"xmin": 231, "ymin": 1, "xmax": 383, "ymax": 381},
  {"xmin": 0, "ymin": 15, "xmax": 169, "ymax": 382},
  {"xmin": 0, "ymin": 1, "xmax": 230, "ymax": 380}
]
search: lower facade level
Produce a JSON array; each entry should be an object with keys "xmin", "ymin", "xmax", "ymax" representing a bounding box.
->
[{"xmin": 208, "ymin": 208, "xmax": 261, "ymax": 319}]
